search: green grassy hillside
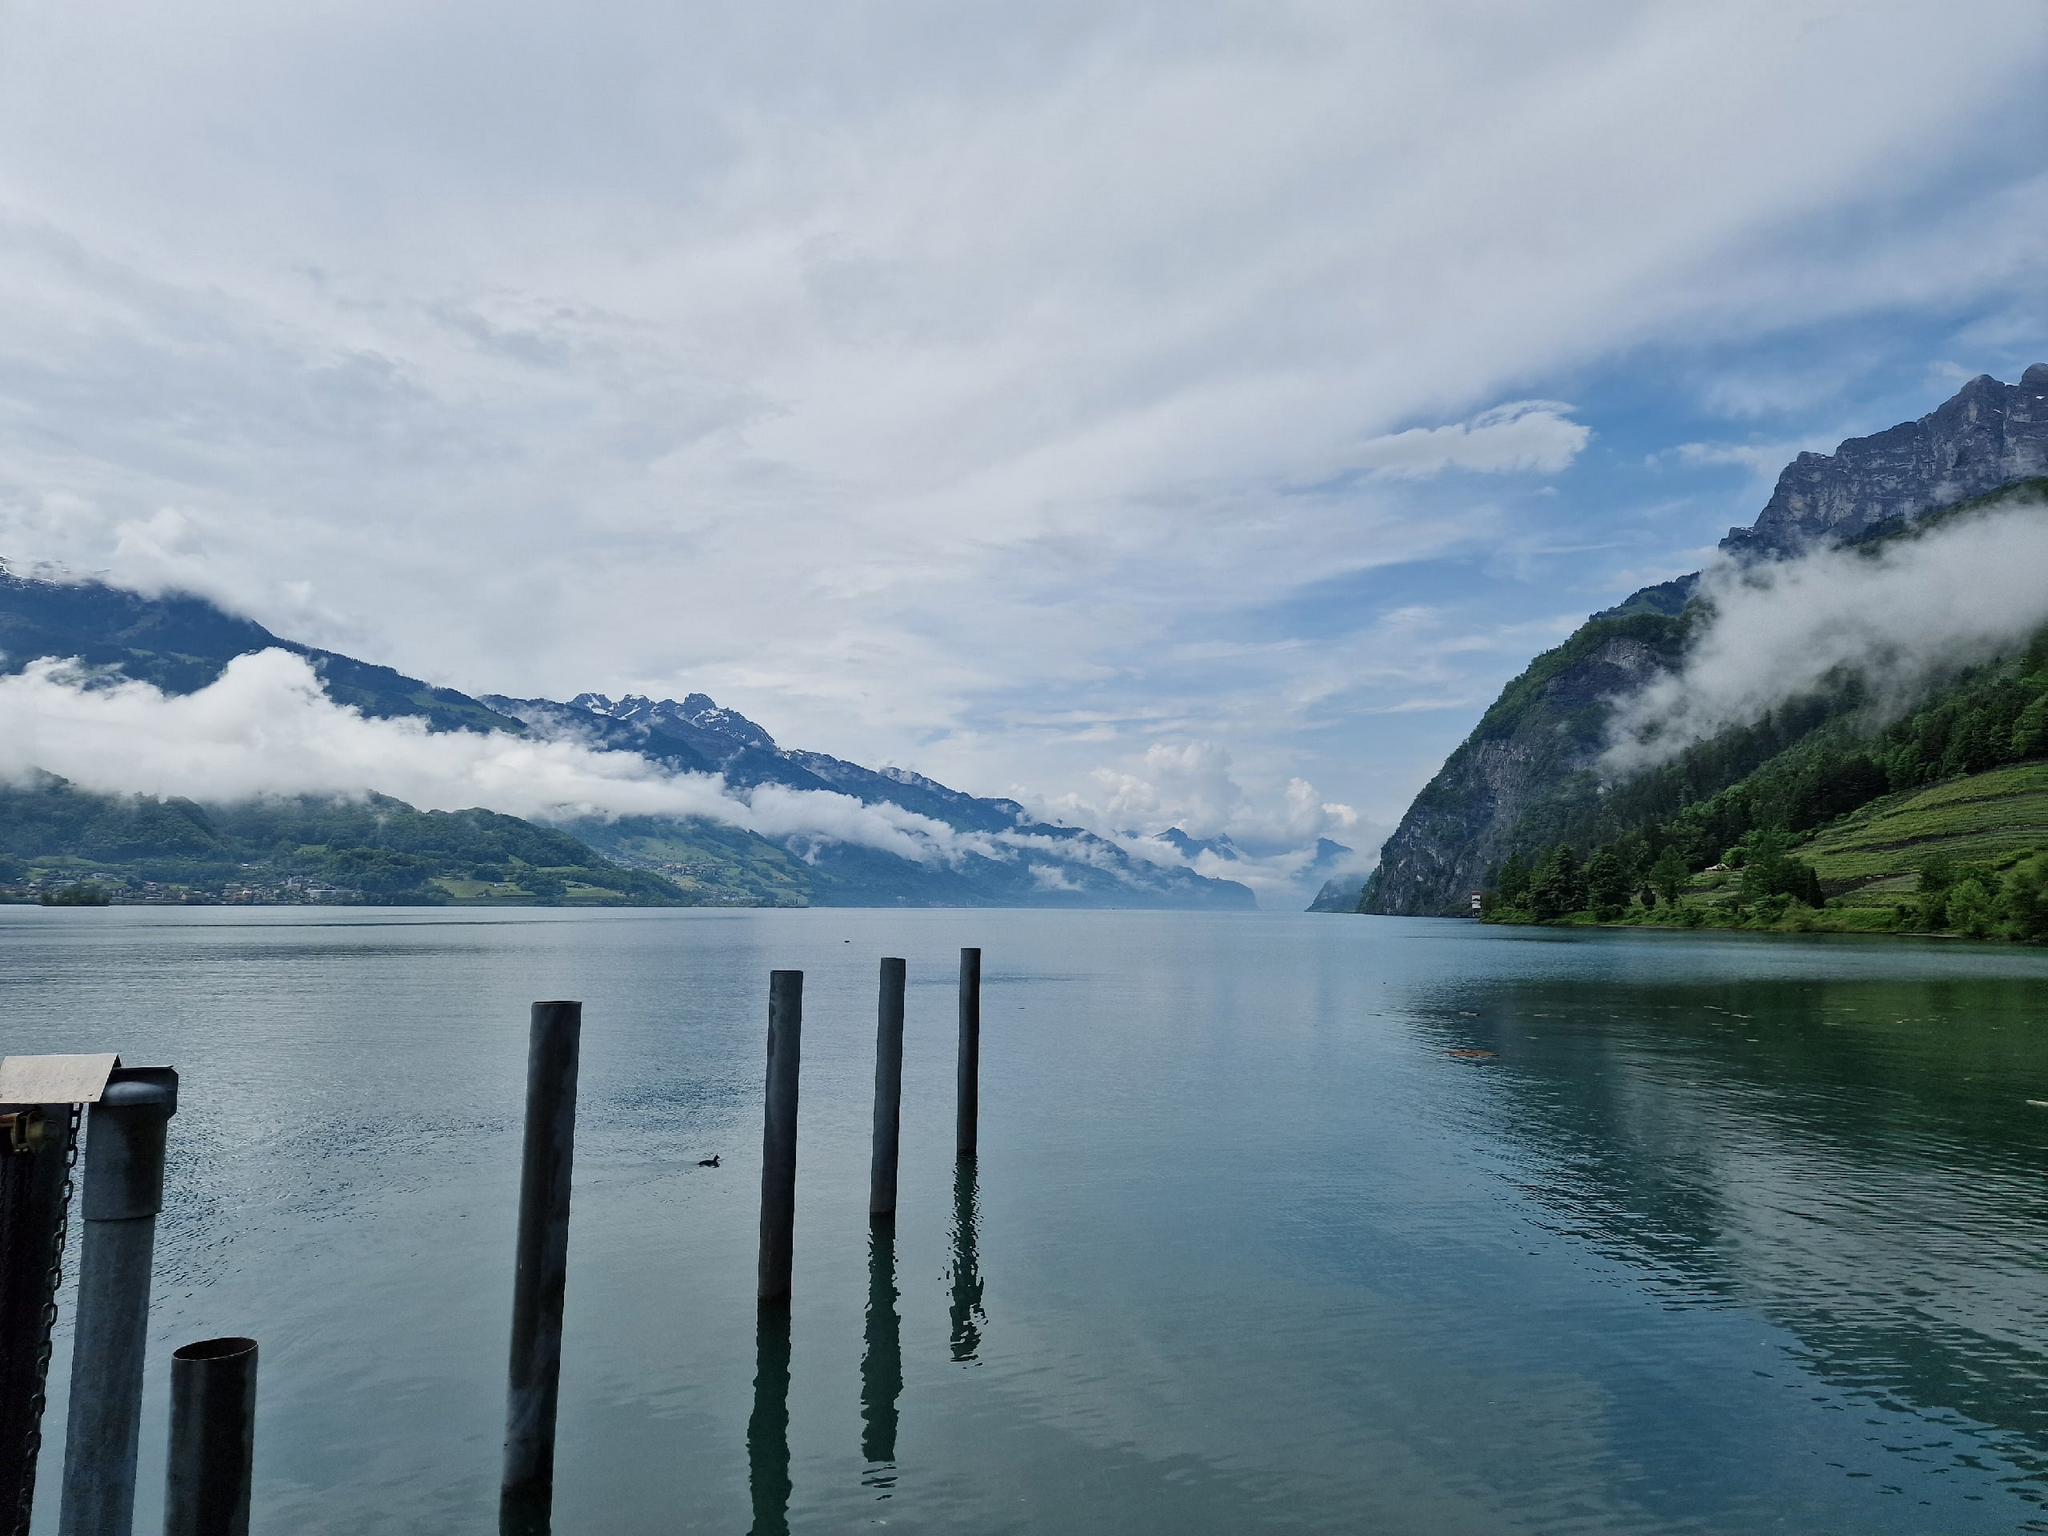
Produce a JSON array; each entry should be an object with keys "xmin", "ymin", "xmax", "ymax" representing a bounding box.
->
[
  {"xmin": 1804, "ymin": 762, "xmax": 2048, "ymax": 910},
  {"xmin": 557, "ymin": 815, "xmax": 813, "ymax": 906}
]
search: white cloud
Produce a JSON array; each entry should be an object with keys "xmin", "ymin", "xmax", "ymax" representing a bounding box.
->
[
  {"xmin": 1034, "ymin": 737, "xmax": 1379, "ymax": 905},
  {"xmin": 1603, "ymin": 499, "xmax": 2048, "ymax": 773},
  {"xmin": 1348, "ymin": 401, "xmax": 1590, "ymax": 479},
  {"xmin": 1673, "ymin": 439, "xmax": 1828, "ymax": 475},
  {"xmin": 0, "ymin": 649, "xmax": 1001, "ymax": 865}
]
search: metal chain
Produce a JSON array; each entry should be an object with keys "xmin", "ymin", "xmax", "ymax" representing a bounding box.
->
[{"xmin": 10, "ymin": 1102, "xmax": 82, "ymax": 1536}]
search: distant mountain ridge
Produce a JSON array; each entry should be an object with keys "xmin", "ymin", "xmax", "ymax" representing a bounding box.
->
[
  {"xmin": 1361, "ymin": 364, "xmax": 2048, "ymax": 916},
  {"xmin": 0, "ymin": 559, "xmax": 521, "ymax": 734},
  {"xmin": 481, "ymin": 689, "xmax": 1247, "ymax": 906},
  {"xmin": 0, "ymin": 567, "xmax": 1253, "ymax": 908}
]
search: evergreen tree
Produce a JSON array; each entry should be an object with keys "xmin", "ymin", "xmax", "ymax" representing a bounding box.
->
[
  {"xmin": 1584, "ymin": 845, "xmax": 1632, "ymax": 917},
  {"xmin": 1527, "ymin": 844, "xmax": 1586, "ymax": 920},
  {"xmin": 1738, "ymin": 830, "xmax": 1825, "ymax": 907},
  {"xmin": 2014, "ymin": 694, "xmax": 2048, "ymax": 760},
  {"xmin": 1648, "ymin": 847, "xmax": 1689, "ymax": 906},
  {"xmin": 1496, "ymin": 850, "xmax": 1532, "ymax": 908}
]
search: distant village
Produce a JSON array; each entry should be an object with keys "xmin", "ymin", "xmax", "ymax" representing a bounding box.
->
[{"xmin": 0, "ymin": 870, "xmax": 356, "ymax": 906}]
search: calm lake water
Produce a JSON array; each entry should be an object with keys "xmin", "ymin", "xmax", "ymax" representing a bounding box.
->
[{"xmin": 6, "ymin": 907, "xmax": 2048, "ymax": 1534}]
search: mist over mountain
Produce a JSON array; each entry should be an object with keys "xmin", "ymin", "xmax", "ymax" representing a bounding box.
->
[
  {"xmin": 0, "ymin": 566, "xmax": 1252, "ymax": 908},
  {"xmin": 1362, "ymin": 366, "xmax": 2048, "ymax": 916},
  {"xmin": 478, "ymin": 688, "xmax": 1254, "ymax": 907}
]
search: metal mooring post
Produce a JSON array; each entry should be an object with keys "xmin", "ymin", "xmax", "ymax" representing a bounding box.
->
[
  {"xmin": 163, "ymin": 1336, "xmax": 257, "ymax": 1536},
  {"xmin": 59, "ymin": 1064, "xmax": 178, "ymax": 1536},
  {"xmin": 501, "ymin": 1002, "xmax": 581, "ymax": 1532},
  {"xmin": 757, "ymin": 972, "xmax": 802, "ymax": 1303},
  {"xmin": 868, "ymin": 959, "xmax": 906, "ymax": 1223},
  {"xmin": 955, "ymin": 949, "xmax": 981, "ymax": 1159}
]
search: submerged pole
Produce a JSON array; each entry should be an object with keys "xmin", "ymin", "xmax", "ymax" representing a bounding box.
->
[
  {"xmin": 163, "ymin": 1336, "xmax": 258, "ymax": 1536},
  {"xmin": 757, "ymin": 972, "xmax": 803, "ymax": 1303},
  {"xmin": 955, "ymin": 949, "xmax": 981, "ymax": 1159},
  {"xmin": 869, "ymin": 959, "xmax": 906, "ymax": 1222},
  {"xmin": 501, "ymin": 1002, "xmax": 581, "ymax": 1530},
  {"xmin": 59, "ymin": 1064, "xmax": 177, "ymax": 1536}
]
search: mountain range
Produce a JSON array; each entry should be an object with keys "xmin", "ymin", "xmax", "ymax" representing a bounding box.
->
[
  {"xmin": 0, "ymin": 565, "xmax": 1255, "ymax": 908},
  {"xmin": 1361, "ymin": 364, "xmax": 2048, "ymax": 917}
]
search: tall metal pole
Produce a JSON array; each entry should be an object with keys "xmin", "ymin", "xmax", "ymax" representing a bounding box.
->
[
  {"xmin": 163, "ymin": 1336, "xmax": 257, "ymax": 1536},
  {"xmin": 501, "ymin": 1002, "xmax": 581, "ymax": 1531},
  {"xmin": 868, "ymin": 959, "xmax": 905, "ymax": 1222},
  {"xmin": 955, "ymin": 948, "xmax": 981, "ymax": 1159},
  {"xmin": 59, "ymin": 1065, "xmax": 178, "ymax": 1536},
  {"xmin": 757, "ymin": 972, "xmax": 802, "ymax": 1304}
]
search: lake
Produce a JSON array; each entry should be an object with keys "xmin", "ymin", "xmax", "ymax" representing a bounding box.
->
[{"xmin": 5, "ymin": 906, "xmax": 2048, "ymax": 1534}]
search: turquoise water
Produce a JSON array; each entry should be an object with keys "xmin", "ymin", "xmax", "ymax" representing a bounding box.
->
[{"xmin": 6, "ymin": 907, "xmax": 2048, "ymax": 1533}]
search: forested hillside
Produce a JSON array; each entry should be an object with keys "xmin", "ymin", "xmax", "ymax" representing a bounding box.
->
[
  {"xmin": 0, "ymin": 777, "xmax": 695, "ymax": 906},
  {"xmin": 1362, "ymin": 364, "xmax": 2048, "ymax": 918},
  {"xmin": 1478, "ymin": 621, "xmax": 2048, "ymax": 941}
]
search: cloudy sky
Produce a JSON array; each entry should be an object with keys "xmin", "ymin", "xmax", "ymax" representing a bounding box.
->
[{"xmin": 2, "ymin": 0, "xmax": 2045, "ymax": 867}]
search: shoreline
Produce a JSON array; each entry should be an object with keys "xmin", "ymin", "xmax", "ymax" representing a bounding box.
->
[{"xmin": 1482, "ymin": 906, "xmax": 2041, "ymax": 945}]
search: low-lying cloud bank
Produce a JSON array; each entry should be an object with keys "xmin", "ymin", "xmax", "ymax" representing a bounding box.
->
[
  {"xmin": 1038, "ymin": 739, "xmax": 1384, "ymax": 902},
  {"xmin": 0, "ymin": 649, "xmax": 1000, "ymax": 865},
  {"xmin": 1603, "ymin": 500, "xmax": 2048, "ymax": 774}
]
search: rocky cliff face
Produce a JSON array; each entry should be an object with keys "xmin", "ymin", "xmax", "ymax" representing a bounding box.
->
[
  {"xmin": 1361, "ymin": 623, "xmax": 1680, "ymax": 914},
  {"xmin": 1359, "ymin": 364, "xmax": 2048, "ymax": 916},
  {"xmin": 1724, "ymin": 364, "xmax": 2048, "ymax": 557}
]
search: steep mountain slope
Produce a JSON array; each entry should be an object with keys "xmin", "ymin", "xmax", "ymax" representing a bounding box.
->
[
  {"xmin": 495, "ymin": 692, "xmax": 1254, "ymax": 908},
  {"xmin": 1724, "ymin": 364, "xmax": 2048, "ymax": 557},
  {"xmin": 1362, "ymin": 364, "xmax": 2048, "ymax": 916},
  {"xmin": 0, "ymin": 560, "xmax": 523, "ymax": 734},
  {"xmin": 1362, "ymin": 612, "xmax": 1687, "ymax": 914},
  {"xmin": 1468, "ymin": 635, "xmax": 2048, "ymax": 940}
]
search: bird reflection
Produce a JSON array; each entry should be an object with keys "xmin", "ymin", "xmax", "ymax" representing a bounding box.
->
[
  {"xmin": 946, "ymin": 1159, "xmax": 985, "ymax": 1363},
  {"xmin": 860, "ymin": 1223, "xmax": 902, "ymax": 1491},
  {"xmin": 746, "ymin": 1305, "xmax": 792, "ymax": 1536}
]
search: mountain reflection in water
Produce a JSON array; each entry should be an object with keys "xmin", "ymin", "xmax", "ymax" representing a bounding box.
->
[{"xmin": 1428, "ymin": 971, "xmax": 2048, "ymax": 1489}]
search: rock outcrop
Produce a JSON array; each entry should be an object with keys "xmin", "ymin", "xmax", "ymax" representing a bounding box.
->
[
  {"xmin": 1724, "ymin": 365, "xmax": 2048, "ymax": 558},
  {"xmin": 1361, "ymin": 619, "xmax": 1682, "ymax": 914}
]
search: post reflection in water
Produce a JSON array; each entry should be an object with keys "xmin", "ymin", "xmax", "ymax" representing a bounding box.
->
[
  {"xmin": 497, "ymin": 1491, "xmax": 549, "ymax": 1536},
  {"xmin": 745, "ymin": 1305, "xmax": 792, "ymax": 1536},
  {"xmin": 946, "ymin": 1159, "xmax": 986, "ymax": 1364},
  {"xmin": 860, "ymin": 1223, "xmax": 903, "ymax": 1492}
]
